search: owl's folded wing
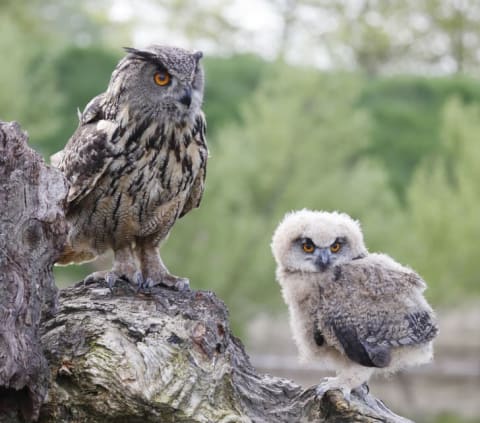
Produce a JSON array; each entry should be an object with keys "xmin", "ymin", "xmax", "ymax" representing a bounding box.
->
[
  {"xmin": 327, "ymin": 308, "xmax": 438, "ymax": 368},
  {"xmin": 50, "ymin": 93, "xmax": 119, "ymax": 205},
  {"xmin": 53, "ymin": 120, "xmax": 119, "ymax": 205},
  {"xmin": 179, "ymin": 114, "xmax": 208, "ymax": 218},
  {"xmin": 324, "ymin": 261, "xmax": 438, "ymax": 368}
]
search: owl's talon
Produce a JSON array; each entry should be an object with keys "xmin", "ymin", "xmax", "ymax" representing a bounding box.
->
[
  {"xmin": 105, "ymin": 272, "xmax": 117, "ymax": 292},
  {"xmin": 134, "ymin": 270, "xmax": 144, "ymax": 292},
  {"xmin": 159, "ymin": 276, "xmax": 190, "ymax": 291},
  {"xmin": 83, "ymin": 275, "xmax": 96, "ymax": 286},
  {"xmin": 144, "ymin": 278, "xmax": 155, "ymax": 289},
  {"xmin": 352, "ymin": 382, "xmax": 369, "ymax": 398},
  {"xmin": 135, "ymin": 277, "xmax": 154, "ymax": 294},
  {"xmin": 83, "ymin": 270, "xmax": 112, "ymax": 286},
  {"xmin": 174, "ymin": 278, "xmax": 190, "ymax": 291},
  {"xmin": 315, "ymin": 378, "xmax": 351, "ymax": 402}
]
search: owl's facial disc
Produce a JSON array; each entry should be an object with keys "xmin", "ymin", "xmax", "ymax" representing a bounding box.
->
[{"xmin": 300, "ymin": 236, "xmax": 347, "ymax": 271}]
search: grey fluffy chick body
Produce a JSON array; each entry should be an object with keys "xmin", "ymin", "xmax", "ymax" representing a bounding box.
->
[
  {"xmin": 271, "ymin": 209, "xmax": 438, "ymax": 397},
  {"xmin": 51, "ymin": 45, "xmax": 208, "ymax": 289}
]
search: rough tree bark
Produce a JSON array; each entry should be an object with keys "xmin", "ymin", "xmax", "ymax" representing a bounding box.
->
[
  {"xmin": 0, "ymin": 121, "xmax": 68, "ymax": 421},
  {"xmin": 0, "ymin": 121, "xmax": 412, "ymax": 423}
]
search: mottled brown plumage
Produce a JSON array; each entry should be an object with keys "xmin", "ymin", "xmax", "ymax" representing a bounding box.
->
[{"xmin": 51, "ymin": 45, "xmax": 208, "ymax": 289}]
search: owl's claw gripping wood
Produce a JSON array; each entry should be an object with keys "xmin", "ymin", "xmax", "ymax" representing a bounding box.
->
[
  {"xmin": 134, "ymin": 270, "xmax": 145, "ymax": 292},
  {"xmin": 106, "ymin": 272, "xmax": 117, "ymax": 292},
  {"xmin": 84, "ymin": 271, "xmax": 113, "ymax": 286},
  {"xmin": 135, "ymin": 273, "xmax": 190, "ymax": 293},
  {"xmin": 315, "ymin": 377, "xmax": 352, "ymax": 402},
  {"xmin": 162, "ymin": 275, "xmax": 190, "ymax": 291},
  {"xmin": 83, "ymin": 270, "xmax": 130, "ymax": 292}
]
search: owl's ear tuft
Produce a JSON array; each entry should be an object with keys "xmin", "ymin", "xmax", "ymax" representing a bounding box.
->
[{"xmin": 123, "ymin": 47, "xmax": 157, "ymax": 64}]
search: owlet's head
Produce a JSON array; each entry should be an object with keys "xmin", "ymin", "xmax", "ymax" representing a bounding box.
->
[
  {"xmin": 271, "ymin": 209, "xmax": 368, "ymax": 273},
  {"xmin": 109, "ymin": 45, "xmax": 204, "ymax": 124}
]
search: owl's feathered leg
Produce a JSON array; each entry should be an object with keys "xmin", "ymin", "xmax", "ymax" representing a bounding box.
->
[
  {"xmin": 84, "ymin": 245, "xmax": 138, "ymax": 290},
  {"xmin": 315, "ymin": 366, "xmax": 374, "ymax": 402},
  {"xmin": 135, "ymin": 242, "xmax": 190, "ymax": 291}
]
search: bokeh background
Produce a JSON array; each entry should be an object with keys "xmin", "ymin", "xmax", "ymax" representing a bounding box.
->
[{"xmin": 1, "ymin": 1, "xmax": 479, "ymax": 421}]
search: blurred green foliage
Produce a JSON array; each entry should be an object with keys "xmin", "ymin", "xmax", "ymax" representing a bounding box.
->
[
  {"xmin": 203, "ymin": 54, "xmax": 272, "ymax": 137},
  {"xmin": 2, "ymin": 0, "xmax": 480, "ymax": 334},
  {"xmin": 163, "ymin": 68, "xmax": 400, "ymax": 325},
  {"xmin": 361, "ymin": 76, "xmax": 480, "ymax": 199}
]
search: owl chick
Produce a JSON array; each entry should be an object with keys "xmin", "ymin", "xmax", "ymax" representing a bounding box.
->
[
  {"xmin": 271, "ymin": 209, "xmax": 438, "ymax": 399},
  {"xmin": 51, "ymin": 45, "xmax": 208, "ymax": 290}
]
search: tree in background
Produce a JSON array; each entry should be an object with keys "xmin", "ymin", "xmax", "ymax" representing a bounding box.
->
[
  {"xmin": 264, "ymin": 0, "xmax": 480, "ymax": 75},
  {"xmin": 360, "ymin": 76, "xmax": 480, "ymax": 199},
  {"xmin": 162, "ymin": 67, "xmax": 399, "ymax": 330},
  {"xmin": 414, "ymin": 0, "xmax": 480, "ymax": 74},
  {"xmin": 399, "ymin": 98, "xmax": 480, "ymax": 304},
  {"xmin": 2, "ymin": 0, "xmax": 480, "ymax": 333},
  {"xmin": 0, "ymin": 0, "xmax": 128, "ymax": 156}
]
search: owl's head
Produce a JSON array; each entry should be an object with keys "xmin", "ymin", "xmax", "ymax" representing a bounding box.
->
[
  {"xmin": 271, "ymin": 209, "xmax": 368, "ymax": 273},
  {"xmin": 109, "ymin": 45, "xmax": 204, "ymax": 124}
]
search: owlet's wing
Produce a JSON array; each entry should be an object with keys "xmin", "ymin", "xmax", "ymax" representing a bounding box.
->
[{"xmin": 322, "ymin": 259, "xmax": 438, "ymax": 368}]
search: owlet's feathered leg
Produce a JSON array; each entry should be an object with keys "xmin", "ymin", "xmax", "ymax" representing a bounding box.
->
[
  {"xmin": 135, "ymin": 242, "xmax": 190, "ymax": 290},
  {"xmin": 315, "ymin": 366, "xmax": 374, "ymax": 401},
  {"xmin": 84, "ymin": 245, "xmax": 138, "ymax": 289}
]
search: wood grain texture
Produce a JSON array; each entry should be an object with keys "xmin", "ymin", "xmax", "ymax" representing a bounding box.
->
[
  {"xmin": 36, "ymin": 280, "xmax": 412, "ymax": 423},
  {"xmin": 0, "ymin": 121, "xmax": 68, "ymax": 421}
]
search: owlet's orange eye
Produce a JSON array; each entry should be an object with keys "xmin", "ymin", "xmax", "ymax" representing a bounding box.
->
[
  {"xmin": 302, "ymin": 241, "xmax": 315, "ymax": 254},
  {"xmin": 154, "ymin": 71, "xmax": 171, "ymax": 86},
  {"xmin": 330, "ymin": 242, "xmax": 341, "ymax": 253}
]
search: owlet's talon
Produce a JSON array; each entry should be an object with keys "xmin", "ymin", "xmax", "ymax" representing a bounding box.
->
[{"xmin": 315, "ymin": 379, "xmax": 351, "ymax": 403}]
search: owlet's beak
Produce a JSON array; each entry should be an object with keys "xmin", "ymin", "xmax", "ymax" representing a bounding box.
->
[{"xmin": 314, "ymin": 248, "xmax": 331, "ymax": 271}]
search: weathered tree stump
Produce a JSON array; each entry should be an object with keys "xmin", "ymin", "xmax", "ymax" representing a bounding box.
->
[
  {"xmin": 0, "ymin": 121, "xmax": 68, "ymax": 421},
  {"xmin": 0, "ymin": 121, "xmax": 412, "ymax": 422},
  {"xmin": 36, "ymin": 280, "xmax": 412, "ymax": 423}
]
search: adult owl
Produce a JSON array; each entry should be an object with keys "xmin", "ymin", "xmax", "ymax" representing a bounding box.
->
[
  {"xmin": 271, "ymin": 209, "xmax": 438, "ymax": 398},
  {"xmin": 51, "ymin": 45, "xmax": 207, "ymax": 290}
]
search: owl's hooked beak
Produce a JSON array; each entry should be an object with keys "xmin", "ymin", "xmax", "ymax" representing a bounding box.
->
[
  {"xmin": 314, "ymin": 248, "xmax": 331, "ymax": 271},
  {"xmin": 179, "ymin": 86, "xmax": 192, "ymax": 108}
]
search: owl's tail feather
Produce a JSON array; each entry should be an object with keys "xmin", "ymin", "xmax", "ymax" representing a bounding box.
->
[{"xmin": 56, "ymin": 244, "xmax": 96, "ymax": 265}]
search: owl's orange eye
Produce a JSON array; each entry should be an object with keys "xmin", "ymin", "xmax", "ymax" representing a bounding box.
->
[
  {"xmin": 302, "ymin": 241, "xmax": 315, "ymax": 254},
  {"xmin": 330, "ymin": 242, "xmax": 341, "ymax": 253},
  {"xmin": 154, "ymin": 71, "xmax": 171, "ymax": 86}
]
